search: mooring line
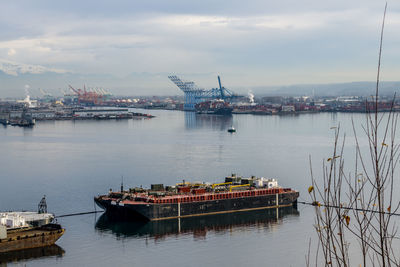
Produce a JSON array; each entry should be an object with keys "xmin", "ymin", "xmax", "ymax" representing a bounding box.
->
[
  {"xmin": 298, "ymin": 201, "xmax": 400, "ymax": 216},
  {"xmin": 55, "ymin": 210, "xmax": 103, "ymax": 218}
]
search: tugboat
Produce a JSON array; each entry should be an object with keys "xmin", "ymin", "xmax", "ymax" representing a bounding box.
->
[
  {"xmin": 95, "ymin": 174, "xmax": 299, "ymax": 221},
  {"xmin": 0, "ymin": 197, "xmax": 65, "ymax": 253}
]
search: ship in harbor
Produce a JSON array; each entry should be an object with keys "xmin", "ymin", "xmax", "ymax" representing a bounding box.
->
[
  {"xmin": 195, "ymin": 100, "xmax": 233, "ymax": 115},
  {"xmin": 94, "ymin": 174, "xmax": 299, "ymax": 221}
]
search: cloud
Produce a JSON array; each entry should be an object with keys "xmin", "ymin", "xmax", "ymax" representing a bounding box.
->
[
  {"xmin": 1, "ymin": 0, "xmax": 400, "ymax": 96},
  {"xmin": 150, "ymin": 12, "xmax": 342, "ymax": 30},
  {"xmin": 7, "ymin": 48, "xmax": 16, "ymax": 56}
]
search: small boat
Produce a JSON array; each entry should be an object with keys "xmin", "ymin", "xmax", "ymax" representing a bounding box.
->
[{"xmin": 227, "ymin": 126, "xmax": 236, "ymax": 133}]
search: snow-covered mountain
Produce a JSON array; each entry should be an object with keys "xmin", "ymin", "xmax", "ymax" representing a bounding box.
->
[
  {"xmin": 0, "ymin": 59, "xmax": 68, "ymax": 76},
  {"xmin": 1, "ymin": 59, "xmax": 399, "ymax": 98},
  {"xmin": 0, "ymin": 63, "xmax": 176, "ymax": 97}
]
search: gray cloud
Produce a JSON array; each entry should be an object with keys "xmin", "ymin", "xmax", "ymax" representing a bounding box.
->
[{"xmin": 0, "ymin": 0, "xmax": 400, "ymax": 97}]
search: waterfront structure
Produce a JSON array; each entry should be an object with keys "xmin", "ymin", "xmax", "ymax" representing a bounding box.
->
[
  {"xmin": 68, "ymin": 85, "xmax": 112, "ymax": 106},
  {"xmin": 16, "ymin": 95, "xmax": 37, "ymax": 108},
  {"xmin": 168, "ymin": 75, "xmax": 240, "ymax": 111},
  {"xmin": 72, "ymin": 108, "xmax": 131, "ymax": 118}
]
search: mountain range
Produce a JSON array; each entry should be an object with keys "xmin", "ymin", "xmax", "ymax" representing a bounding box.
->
[
  {"xmin": 1, "ymin": 60, "xmax": 400, "ymax": 98},
  {"xmin": 251, "ymin": 81, "xmax": 400, "ymax": 97}
]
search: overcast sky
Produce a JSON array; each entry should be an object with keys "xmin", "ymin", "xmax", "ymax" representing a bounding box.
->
[{"xmin": 0, "ymin": 0, "xmax": 399, "ymax": 96}]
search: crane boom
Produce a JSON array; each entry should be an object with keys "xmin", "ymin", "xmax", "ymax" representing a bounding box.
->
[
  {"xmin": 229, "ymin": 184, "xmax": 250, "ymax": 192},
  {"xmin": 212, "ymin": 182, "xmax": 232, "ymax": 189},
  {"xmin": 169, "ymin": 75, "xmax": 242, "ymax": 111},
  {"xmin": 68, "ymin": 85, "xmax": 80, "ymax": 95},
  {"xmin": 217, "ymin": 76, "xmax": 225, "ymax": 99}
]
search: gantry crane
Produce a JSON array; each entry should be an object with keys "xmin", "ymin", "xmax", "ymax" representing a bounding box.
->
[{"xmin": 168, "ymin": 75, "xmax": 241, "ymax": 111}]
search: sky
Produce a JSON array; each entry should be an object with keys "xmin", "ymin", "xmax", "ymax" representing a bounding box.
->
[{"xmin": 0, "ymin": 0, "xmax": 400, "ymax": 97}]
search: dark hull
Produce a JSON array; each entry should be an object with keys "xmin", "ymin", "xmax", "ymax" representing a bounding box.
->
[
  {"xmin": 196, "ymin": 107, "xmax": 233, "ymax": 115},
  {"xmin": 95, "ymin": 191, "xmax": 299, "ymax": 221}
]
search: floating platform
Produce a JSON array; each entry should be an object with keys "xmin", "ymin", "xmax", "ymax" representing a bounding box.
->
[{"xmin": 95, "ymin": 175, "xmax": 299, "ymax": 221}]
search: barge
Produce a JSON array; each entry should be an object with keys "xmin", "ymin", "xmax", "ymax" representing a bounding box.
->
[
  {"xmin": 0, "ymin": 197, "xmax": 65, "ymax": 253},
  {"xmin": 0, "ymin": 224, "xmax": 65, "ymax": 253},
  {"xmin": 95, "ymin": 174, "xmax": 299, "ymax": 221}
]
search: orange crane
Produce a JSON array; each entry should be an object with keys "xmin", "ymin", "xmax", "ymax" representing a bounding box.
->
[{"xmin": 69, "ymin": 85, "xmax": 104, "ymax": 105}]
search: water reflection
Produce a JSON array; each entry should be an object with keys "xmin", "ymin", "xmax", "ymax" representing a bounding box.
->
[
  {"xmin": 95, "ymin": 207, "xmax": 299, "ymax": 241},
  {"xmin": 0, "ymin": 245, "xmax": 65, "ymax": 264},
  {"xmin": 184, "ymin": 112, "xmax": 232, "ymax": 130},
  {"xmin": 330, "ymin": 112, "xmax": 338, "ymax": 122}
]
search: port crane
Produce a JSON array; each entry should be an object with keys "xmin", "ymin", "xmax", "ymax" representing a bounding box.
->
[
  {"xmin": 39, "ymin": 88, "xmax": 52, "ymax": 97},
  {"xmin": 68, "ymin": 85, "xmax": 106, "ymax": 105},
  {"xmin": 168, "ymin": 75, "xmax": 241, "ymax": 111},
  {"xmin": 38, "ymin": 88, "xmax": 55, "ymax": 103}
]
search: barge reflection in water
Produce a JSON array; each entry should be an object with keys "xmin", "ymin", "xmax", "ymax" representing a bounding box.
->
[
  {"xmin": 0, "ymin": 244, "xmax": 65, "ymax": 264},
  {"xmin": 95, "ymin": 206, "xmax": 299, "ymax": 240}
]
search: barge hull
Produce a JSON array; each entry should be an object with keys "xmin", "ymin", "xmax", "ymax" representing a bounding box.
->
[
  {"xmin": 95, "ymin": 191, "xmax": 299, "ymax": 221},
  {"xmin": 0, "ymin": 226, "xmax": 65, "ymax": 253}
]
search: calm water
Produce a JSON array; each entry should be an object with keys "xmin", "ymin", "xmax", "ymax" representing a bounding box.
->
[{"xmin": 0, "ymin": 110, "xmax": 375, "ymax": 266}]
